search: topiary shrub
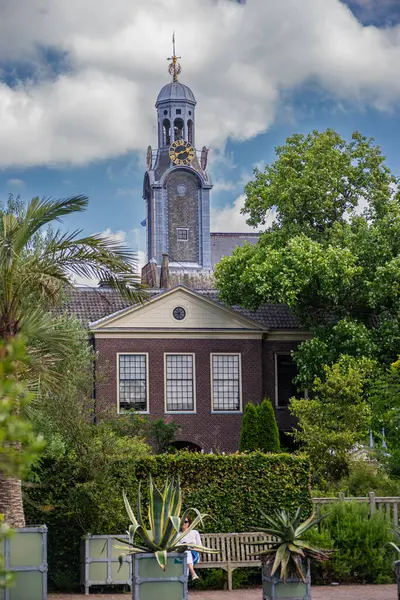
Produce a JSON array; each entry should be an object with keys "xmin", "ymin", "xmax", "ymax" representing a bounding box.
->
[
  {"xmin": 239, "ymin": 403, "xmax": 259, "ymax": 451},
  {"xmin": 257, "ymin": 399, "xmax": 280, "ymax": 453}
]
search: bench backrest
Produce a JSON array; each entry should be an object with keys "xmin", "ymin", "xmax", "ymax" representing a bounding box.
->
[{"xmin": 199, "ymin": 532, "xmax": 270, "ymax": 564}]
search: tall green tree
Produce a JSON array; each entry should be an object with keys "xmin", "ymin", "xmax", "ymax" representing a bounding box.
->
[
  {"xmin": 215, "ymin": 129, "xmax": 400, "ymax": 428},
  {"xmin": 290, "ymin": 357, "xmax": 373, "ymax": 484},
  {"xmin": 239, "ymin": 403, "xmax": 259, "ymax": 452},
  {"xmin": 0, "ymin": 195, "xmax": 146, "ymax": 527},
  {"xmin": 257, "ymin": 399, "xmax": 280, "ymax": 453}
]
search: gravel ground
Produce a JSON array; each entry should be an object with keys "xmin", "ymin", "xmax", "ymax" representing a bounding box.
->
[{"xmin": 49, "ymin": 584, "xmax": 398, "ymax": 600}]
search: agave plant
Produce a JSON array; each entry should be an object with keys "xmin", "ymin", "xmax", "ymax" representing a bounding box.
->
[
  {"xmin": 385, "ymin": 525, "xmax": 400, "ymax": 558},
  {"xmin": 249, "ymin": 507, "xmax": 331, "ymax": 582},
  {"xmin": 115, "ymin": 476, "xmax": 219, "ymax": 570}
]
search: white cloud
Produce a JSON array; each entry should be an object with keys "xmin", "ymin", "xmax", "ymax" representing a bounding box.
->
[
  {"xmin": 1, "ymin": 0, "xmax": 400, "ymax": 167},
  {"xmin": 115, "ymin": 188, "xmax": 137, "ymax": 198},
  {"xmin": 6, "ymin": 178, "xmax": 25, "ymax": 188},
  {"xmin": 72, "ymin": 274, "xmax": 98, "ymax": 287},
  {"xmin": 137, "ymin": 250, "xmax": 146, "ymax": 269},
  {"xmin": 212, "ymin": 179, "xmax": 238, "ymax": 194},
  {"xmin": 212, "ymin": 194, "xmax": 277, "ymax": 233},
  {"xmin": 99, "ymin": 227, "xmax": 127, "ymax": 244},
  {"xmin": 211, "ymin": 194, "xmax": 252, "ymax": 232},
  {"xmin": 71, "ymin": 227, "xmax": 145, "ymax": 285},
  {"xmin": 252, "ymin": 160, "xmax": 266, "ymax": 171}
]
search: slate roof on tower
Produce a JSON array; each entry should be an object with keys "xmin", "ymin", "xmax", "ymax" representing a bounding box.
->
[{"xmin": 156, "ymin": 81, "xmax": 196, "ymax": 105}]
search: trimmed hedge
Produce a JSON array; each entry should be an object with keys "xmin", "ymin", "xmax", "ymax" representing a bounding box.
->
[{"xmin": 25, "ymin": 451, "xmax": 311, "ymax": 591}]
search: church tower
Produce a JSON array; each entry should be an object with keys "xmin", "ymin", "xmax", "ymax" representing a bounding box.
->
[{"xmin": 143, "ymin": 36, "xmax": 212, "ymax": 276}]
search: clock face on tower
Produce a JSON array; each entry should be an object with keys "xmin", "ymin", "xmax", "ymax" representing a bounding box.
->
[{"xmin": 169, "ymin": 139, "xmax": 195, "ymax": 166}]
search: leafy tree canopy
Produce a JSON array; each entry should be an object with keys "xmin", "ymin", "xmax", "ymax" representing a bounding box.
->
[
  {"xmin": 215, "ymin": 129, "xmax": 400, "ymax": 386},
  {"xmin": 215, "ymin": 129, "xmax": 400, "ymax": 464},
  {"xmin": 291, "ymin": 356, "xmax": 373, "ymax": 484}
]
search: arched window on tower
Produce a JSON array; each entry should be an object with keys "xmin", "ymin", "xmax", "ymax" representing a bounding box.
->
[
  {"xmin": 163, "ymin": 119, "xmax": 171, "ymax": 146},
  {"xmin": 187, "ymin": 120, "xmax": 193, "ymax": 145},
  {"xmin": 174, "ymin": 118, "xmax": 184, "ymax": 140}
]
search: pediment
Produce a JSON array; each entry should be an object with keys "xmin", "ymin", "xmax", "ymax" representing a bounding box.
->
[{"xmin": 90, "ymin": 287, "xmax": 263, "ymax": 332}]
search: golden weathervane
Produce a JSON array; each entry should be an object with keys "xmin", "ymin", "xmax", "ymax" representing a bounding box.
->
[{"xmin": 167, "ymin": 32, "xmax": 182, "ymax": 82}]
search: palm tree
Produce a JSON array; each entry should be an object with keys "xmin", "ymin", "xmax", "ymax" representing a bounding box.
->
[{"xmin": 0, "ymin": 195, "xmax": 146, "ymax": 527}]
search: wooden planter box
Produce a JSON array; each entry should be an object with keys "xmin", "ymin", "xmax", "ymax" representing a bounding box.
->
[
  {"xmin": 132, "ymin": 552, "xmax": 188, "ymax": 600},
  {"xmin": 0, "ymin": 526, "xmax": 47, "ymax": 600},
  {"xmin": 262, "ymin": 561, "xmax": 311, "ymax": 600}
]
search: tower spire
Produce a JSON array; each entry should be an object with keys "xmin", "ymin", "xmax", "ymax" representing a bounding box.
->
[{"xmin": 167, "ymin": 32, "xmax": 182, "ymax": 82}]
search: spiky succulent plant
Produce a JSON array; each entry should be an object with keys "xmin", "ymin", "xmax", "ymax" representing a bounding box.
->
[
  {"xmin": 385, "ymin": 525, "xmax": 400, "ymax": 559},
  {"xmin": 249, "ymin": 507, "xmax": 331, "ymax": 581},
  {"xmin": 115, "ymin": 476, "xmax": 218, "ymax": 570}
]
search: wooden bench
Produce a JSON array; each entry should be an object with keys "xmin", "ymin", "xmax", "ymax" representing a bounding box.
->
[
  {"xmin": 81, "ymin": 532, "xmax": 271, "ymax": 594},
  {"xmin": 198, "ymin": 532, "xmax": 271, "ymax": 591}
]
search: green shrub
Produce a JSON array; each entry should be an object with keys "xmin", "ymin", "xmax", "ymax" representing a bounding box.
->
[
  {"xmin": 345, "ymin": 461, "xmax": 400, "ymax": 497},
  {"xmin": 239, "ymin": 403, "xmax": 259, "ymax": 451},
  {"xmin": 388, "ymin": 448, "xmax": 400, "ymax": 479},
  {"xmin": 25, "ymin": 451, "xmax": 311, "ymax": 591},
  {"xmin": 149, "ymin": 417, "xmax": 181, "ymax": 453},
  {"xmin": 257, "ymin": 399, "xmax": 280, "ymax": 453},
  {"xmin": 307, "ymin": 502, "xmax": 396, "ymax": 584},
  {"xmin": 312, "ymin": 460, "xmax": 400, "ymax": 497}
]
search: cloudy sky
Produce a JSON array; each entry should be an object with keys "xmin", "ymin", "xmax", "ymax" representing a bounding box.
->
[{"xmin": 1, "ymin": 0, "xmax": 400, "ymax": 266}]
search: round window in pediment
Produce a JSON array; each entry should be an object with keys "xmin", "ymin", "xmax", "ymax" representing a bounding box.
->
[{"xmin": 173, "ymin": 306, "xmax": 186, "ymax": 321}]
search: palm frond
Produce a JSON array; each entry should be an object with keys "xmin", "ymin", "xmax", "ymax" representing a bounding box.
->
[
  {"xmin": 0, "ymin": 195, "xmax": 147, "ymax": 387},
  {"xmin": 14, "ymin": 196, "xmax": 88, "ymax": 253}
]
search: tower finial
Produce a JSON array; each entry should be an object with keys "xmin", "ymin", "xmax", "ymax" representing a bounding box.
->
[{"xmin": 167, "ymin": 32, "xmax": 182, "ymax": 82}]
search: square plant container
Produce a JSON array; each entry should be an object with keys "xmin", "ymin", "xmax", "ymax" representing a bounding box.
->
[
  {"xmin": 262, "ymin": 561, "xmax": 311, "ymax": 600},
  {"xmin": 80, "ymin": 534, "xmax": 132, "ymax": 594},
  {"xmin": 0, "ymin": 526, "xmax": 47, "ymax": 600},
  {"xmin": 131, "ymin": 552, "xmax": 188, "ymax": 600}
]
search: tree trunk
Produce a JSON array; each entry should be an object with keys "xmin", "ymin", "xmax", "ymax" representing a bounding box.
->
[{"xmin": 0, "ymin": 474, "xmax": 25, "ymax": 528}]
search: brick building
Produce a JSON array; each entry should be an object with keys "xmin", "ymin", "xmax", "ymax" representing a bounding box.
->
[
  {"xmin": 63, "ymin": 44, "xmax": 311, "ymax": 452},
  {"xmin": 64, "ymin": 285, "xmax": 311, "ymax": 452}
]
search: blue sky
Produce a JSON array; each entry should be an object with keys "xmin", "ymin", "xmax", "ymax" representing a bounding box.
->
[{"xmin": 1, "ymin": 0, "xmax": 400, "ymax": 268}]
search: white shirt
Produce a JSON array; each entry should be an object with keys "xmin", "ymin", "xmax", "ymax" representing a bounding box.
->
[{"xmin": 180, "ymin": 529, "xmax": 202, "ymax": 547}]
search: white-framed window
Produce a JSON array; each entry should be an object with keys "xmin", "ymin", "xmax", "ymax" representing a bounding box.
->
[
  {"xmin": 177, "ymin": 228, "xmax": 189, "ymax": 241},
  {"xmin": 211, "ymin": 353, "xmax": 242, "ymax": 412},
  {"xmin": 274, "ymin": 353, "xmax": 298, "ymax": 408},
  {"xmin": 117, "ymin": 353, "xmax": 148, "ymax": 413},
  {"xmin": 164, "ymin": 353, "xmax": 195, "ymax": 412}
]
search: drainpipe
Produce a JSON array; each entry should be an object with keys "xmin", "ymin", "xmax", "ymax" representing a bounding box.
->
[{"xmin": 90, "ymin": 333, "xmax": 97, "ymax": 425}]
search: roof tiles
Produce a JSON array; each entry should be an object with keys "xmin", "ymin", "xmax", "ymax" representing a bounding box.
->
[{"xmin": 61, "ymin": 286, "xmax": 300, "ymax": 330}]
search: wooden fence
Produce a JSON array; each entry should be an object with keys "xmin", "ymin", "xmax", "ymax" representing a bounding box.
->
[{"xmin": 312, "ymin": 492, "xmax": 400, "ymax": 526}]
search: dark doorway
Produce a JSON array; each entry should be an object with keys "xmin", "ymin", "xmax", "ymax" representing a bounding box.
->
[
  {"xmin": 279, "ymin": 430, "xmax": 298, "ymax": 452},
  {"xmin": 171, "ymin": 441, "xmax": 202, "ymax": 452}
]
